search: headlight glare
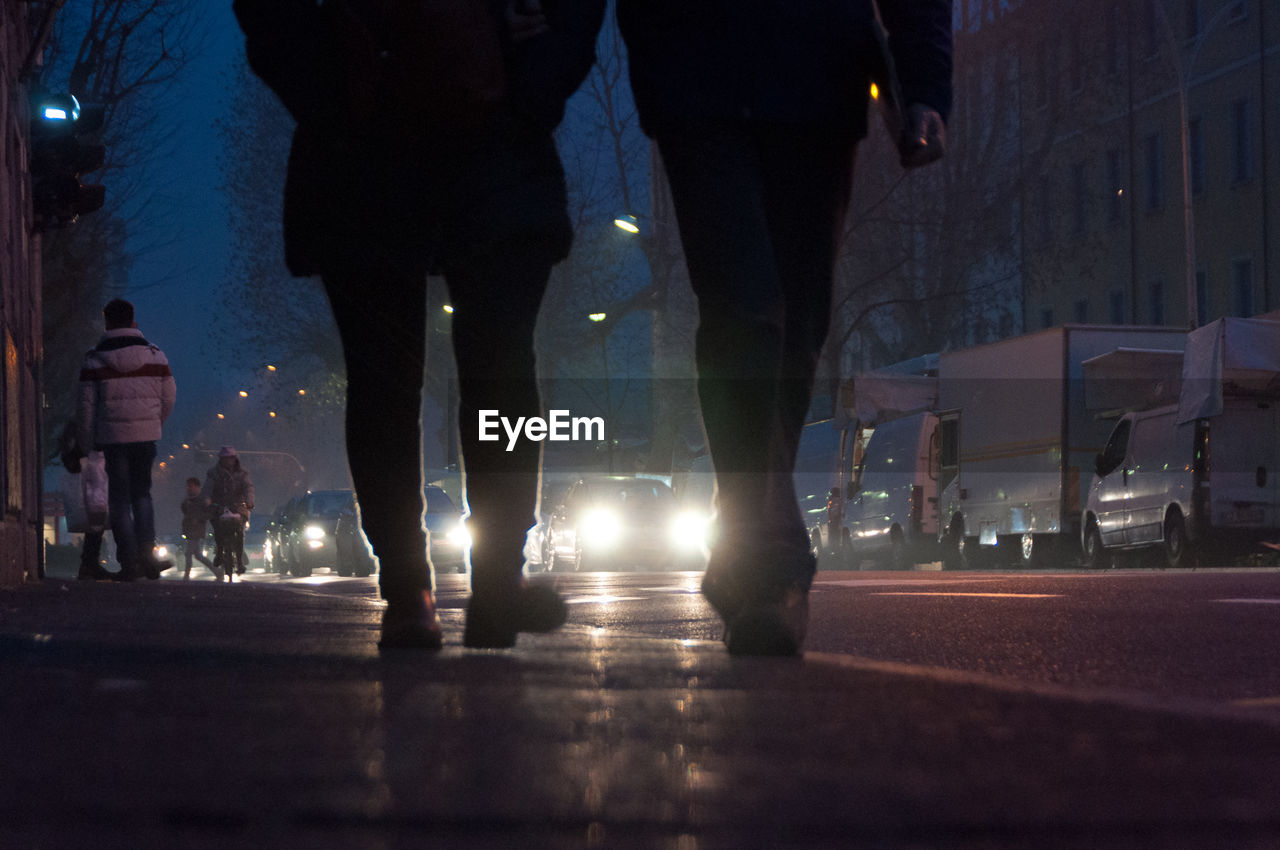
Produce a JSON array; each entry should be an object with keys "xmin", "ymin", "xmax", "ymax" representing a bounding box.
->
[{"xmin": 579, "ymin": 508, "xmax": 622, "ymax": 549}]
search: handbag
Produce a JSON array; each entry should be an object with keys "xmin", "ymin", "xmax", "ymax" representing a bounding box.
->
[{"xmin": 62, "ymin": 451, "xmax": 107, "ymax": 534}]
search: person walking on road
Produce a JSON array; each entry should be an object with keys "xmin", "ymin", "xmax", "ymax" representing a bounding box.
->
[
  {"xmin": 234, "ymin": 0, "xmax": 605, "ymax": 648},
  {"xmin": 78, "ymin": 298, "xmax": 177, "ymax": 582},
  {"xmin": 617, "ymin": 0, "xmax": 953, "ymax": 654},
  {"xmin": 203, "ymin": 447, "xmax": 255, "ymax": 580},
  {"xmin": 181, "ymin": 477, "xmax": 217, "ymax": 579}
]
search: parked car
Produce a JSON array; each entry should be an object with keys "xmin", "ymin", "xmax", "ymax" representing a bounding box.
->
[
  {"xmin": 262, "ymin": 498, "xmax": 297, "ymax": 574},
  {"xmin": 331, "ymin": 485, "xmax": 466, "ymax": 577},
  {"xmin": 543, "ymin": 475, "xmax": 707, "ymax": 571},
  {"xmin": 279, "ymin": 490, "xmax": 353, "ymax": 577},
  {"xmin": 333, "ymin": 493, "xmax": 375, "ymax": 577}
]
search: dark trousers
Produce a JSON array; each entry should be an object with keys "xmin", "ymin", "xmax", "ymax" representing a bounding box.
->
[
  {"xmin": 102, "ymin": 441, "xmax": 158, "ymax": 570},
  {"xmin": 656, "ymin": 121, "xmax": 856, "ymax": 577},
  {"xmin": 322, "ymin": 249, "xmax": 551, "ymax": 603}
]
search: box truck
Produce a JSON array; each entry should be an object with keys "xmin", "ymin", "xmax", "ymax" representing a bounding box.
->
[{"xmin": 936, "ymin": 325, "xmax": 1187, "ymax": 568}]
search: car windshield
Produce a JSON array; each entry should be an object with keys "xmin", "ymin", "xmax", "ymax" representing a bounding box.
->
[
  {"xmin": 591, "ymin": 480, "xmax": 675, "ymax": 510},
  {"xmin": 425, "ymin": 488, "xmax": 457, "ymax": 514},
  {"xmin": 305, "ymin": 492, "xmax": 353, "ymax": 517}
]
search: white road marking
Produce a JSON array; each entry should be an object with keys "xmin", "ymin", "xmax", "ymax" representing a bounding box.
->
[
  {"xmin": 816, "ymin": 578, "xmax": 1010, "ymax": 588},
  {"xmin": 565, "ymin": 595, "xmax": 647, "ymax": 605},
  {"xmin": 1213, "ymin": 598, "xmax": 1280, "ymax": 605},
  {"xmin": 870, "ymin": 592, "xmax": 1062, "ymax": 599}
]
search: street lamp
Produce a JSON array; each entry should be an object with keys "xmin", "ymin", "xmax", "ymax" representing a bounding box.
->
[{"xmin": 613, "ymin": 213, "xmax": 640, "ymax": 234}]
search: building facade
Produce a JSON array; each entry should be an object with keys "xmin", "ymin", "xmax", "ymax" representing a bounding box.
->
[
  {"xmin": 961, "ymin": 0, "xmax": 1278, "ymax": 332},
  {"xmin": 1, "ymin": 4, "xmax": 46, "ymax": 585}
]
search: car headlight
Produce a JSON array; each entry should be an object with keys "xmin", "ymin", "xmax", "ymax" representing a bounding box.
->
[
  {"xmin": 445, "ymin": 522, "xmax": 471, "ymax": 548},
  {"xmin": 154, "ymin": 544, "xmax": 169, "ymax": 561},
  {"xmin": 579, "ymin": 508, "xmax": 622, "ymax": 549},
  {"xmin": 670, "ymin": 511, "xmax": 711, "ymax": 550},
  {"xmin": 304, "ymin": 525, "xmax": 325, "ymax": 541}
]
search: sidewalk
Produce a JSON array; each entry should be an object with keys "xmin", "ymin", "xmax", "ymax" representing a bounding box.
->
[{"xmin": 2, "ymin": 577, "xmax": 1280, "ymax": 848}]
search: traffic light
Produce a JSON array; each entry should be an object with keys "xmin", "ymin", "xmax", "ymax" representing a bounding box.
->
[{"xmin": 29, "ymin": 92, "xmax": 106, "ymax": 229}]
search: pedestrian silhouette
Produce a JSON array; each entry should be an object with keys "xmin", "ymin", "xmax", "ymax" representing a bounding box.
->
[
  {"xmin": 203, "ymin": 447, "xmax": 255, "ymax": 580},
  {"xmin": 77, "ymin": 299, "xmax": 176, "ymax": 581},
  {"xmin": 617, "ymin": 0, "xmax": 953, "ymax": 654},
  {"xmin": 181, "ymin": 476, "xmax": 217, "ymax": 579},
  {"xmin": 234, "ymin": 0, "xmax": 605, "ymax": 647}
]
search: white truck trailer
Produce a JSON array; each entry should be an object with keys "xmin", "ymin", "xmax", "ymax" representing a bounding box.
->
[{"xmin": 936, "ymin": 325, "xmax": 1187, "ymax": 568}]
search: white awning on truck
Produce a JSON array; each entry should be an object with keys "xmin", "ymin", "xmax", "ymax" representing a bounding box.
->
[
  {"xmin": 1081, "ymin": 348, "xmax": 1184, "ymax": 414},
  {"xmin": 1177, "ymin": 317, "xmax": 1280, "ymax": 423}
]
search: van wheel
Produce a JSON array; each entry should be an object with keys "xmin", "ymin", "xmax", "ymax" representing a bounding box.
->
[
  {"xmin": 1163, "ymin": 511, "xmax": 1193, "ymax": 569},
  {"xmin": 1081, "ymin": 520, "xmax": 1107, "ymax": 570},
  {"xmin": 1019, "ymin": 533, "xmax": 1058, "ymax": 569}
]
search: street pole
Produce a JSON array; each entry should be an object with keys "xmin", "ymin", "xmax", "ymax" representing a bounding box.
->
[{"xmin": 1154, "ymin": 0, "xmax": 1243, "ymax": 330}]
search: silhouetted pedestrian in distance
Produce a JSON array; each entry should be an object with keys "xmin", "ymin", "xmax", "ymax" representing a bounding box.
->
[
  {"xmin": 234, "ymin": 0, "xmax": 605, "ymax": 647},
  {"xmin": 181, "ymin": 477, "xmax": 217, "ymax": 579},
  {"xmin": 203, "ymin": 447, "xmax": 254, "ymax": 580},
  {"xmin": 78, "ymin": 299, "xmax": 176, "ymax": 581},
  {"xmin": 617, "ymin": 0, "xmax": 953, "ymax": 654}
]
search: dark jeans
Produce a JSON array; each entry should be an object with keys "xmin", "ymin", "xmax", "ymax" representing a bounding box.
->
[
  {"xmin": 656, "ymin": 121, "xmax": 856, "ymax": 581},
  {"xmin": 322, "ymin": 248, "xmax": 551, "ymax": 604},
  {"xmin": 102, "ymin": 441, "xmax": 158, "ymax": 570}
]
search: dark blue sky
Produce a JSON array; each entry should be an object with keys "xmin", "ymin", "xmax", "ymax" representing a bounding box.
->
[{"xmin": 120, "ymin": 9, "xmax": 243, "ymax": 447}]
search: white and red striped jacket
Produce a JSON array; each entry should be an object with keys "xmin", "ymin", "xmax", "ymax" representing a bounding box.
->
[{"xmin": 78, "ymin": 328, "xmax": 176, "ymax": 447}]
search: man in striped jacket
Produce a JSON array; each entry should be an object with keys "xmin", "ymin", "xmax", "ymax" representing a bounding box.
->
[{"xmin": 78, "ymin": 299, "xmax": 177, "ymax": 581}]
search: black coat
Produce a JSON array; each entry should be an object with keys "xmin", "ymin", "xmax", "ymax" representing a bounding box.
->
[
  {"xmin": 234, "ymin": 0, "xmax": 605, "ymax": 277},
  {"xmin": 616, "ymin": 0, "xmax": 952, "ymax": 139}
]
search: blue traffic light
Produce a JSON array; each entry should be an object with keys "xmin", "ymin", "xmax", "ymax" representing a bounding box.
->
[{"xmin": 29, "ymin": 91, "xmax": 106, "ymax": 228}]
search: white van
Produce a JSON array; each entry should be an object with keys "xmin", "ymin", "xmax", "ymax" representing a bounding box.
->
[
  {"xmin": 1084, "ymin": 396, "xmax": 1279, "ymax": 567},
  {"xmin": 842, "ymin": 411, "xmax": 940, "ymax": 568}
]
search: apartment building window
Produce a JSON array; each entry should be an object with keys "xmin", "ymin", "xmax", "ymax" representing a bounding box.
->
[
  {"xmin": 1233, "ymin": 258, "xmax": 1254, "ymax": 316},
  {"xmin": 1109, "ymin": 291, "xmax": 1126, "ymax": 324},
  {"xmin": 1074, "ymin": 298, "xmax": 1090, "ymax": 323},
  {"xmin": 1149, "ymin": 280, "xmax": 1165, "ymax": 325},
  {"xmin": 1231, "ymin": 99, "xmax": 1253, "ymax": 182},
  {"xmin": 1196, "ymin": 268, "xmax": 1209, "ymax": 324},
  {"xmin": 1144, "ymin": 132, "xmax": 1163, "ymax": 210},
  {"xmin": 1040, "ymin": 308, "xmax": 1055, "ymax": 329},
  {"xmin": 1185, "ymin": 0, "xmax": 1201, "ymax": 40},
  {"xmin": 1071, "ymin": 161, "xmax": 1087, "ymax": 235},
  {"xmin": 1189, "ymin": 117, "xmax": 1205, "ymax": 195},
  {"xmin": 1106, "ymin": 148, "xmax": 1125, "ymax": 223}
]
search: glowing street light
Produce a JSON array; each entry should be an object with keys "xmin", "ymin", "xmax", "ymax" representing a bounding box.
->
[
  {"xmin": 266, "ymin": 364, "xmax": 277, "ymax": 372},
  {"xmin": 613, "ymin": 214, "xmax": 639, "ymax": 234},
  {"xmin": 442, "ymin": 304, "xmax": 455, "ymax": 314},
  {"xmin": 239, "ymin": 390, "xmax": 249, "ymax": 398},
  {"xmin": 588, "ymin": 312, "xmax": 607, "ymax": 323}
]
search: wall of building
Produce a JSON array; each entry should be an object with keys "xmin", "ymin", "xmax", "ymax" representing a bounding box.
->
[{"xmin": 0, "ymin": 4, "xmax": 46, "ymax": 585}]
